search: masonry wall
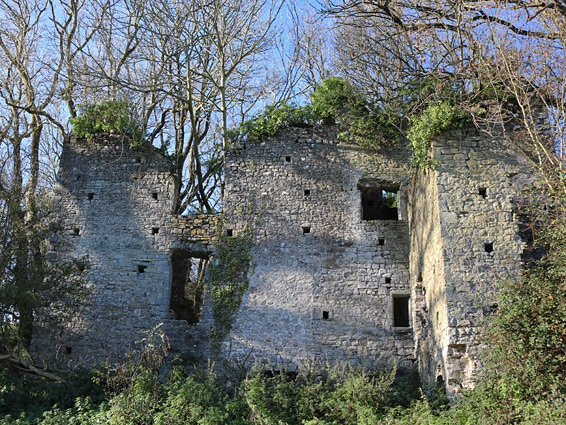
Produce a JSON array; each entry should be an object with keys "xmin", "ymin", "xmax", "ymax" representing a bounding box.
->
[
  {"xmin": 409, "ymin": 128, "xmax": 534, "ymax": 397},
  {"xmin": 32, "ymin": 126, "xmax": 536, "ymax": 394},
  {"xmin": 31, "ymin": 135, "xmax": 217, "ymax": 364},
  {"xmin": 222, "ymin": 127, "xmax": 415, "ymax": 370}
]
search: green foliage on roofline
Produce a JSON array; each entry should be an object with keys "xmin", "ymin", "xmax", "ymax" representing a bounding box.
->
[
  {"xmin": 70, "ymin": 100, "xmax": 145, "ymax": 147},
  {"xmin": 228, "ymin": 77, "xmax": 472, "ymax": 168}
]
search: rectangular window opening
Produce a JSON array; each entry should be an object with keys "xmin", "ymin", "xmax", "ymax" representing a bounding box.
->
[
  {"xmin": 359, "ymin": 183, "xmax": 399, "ymax": 221},
  {"xmin": 152, "ymin": 192, "xmax": 158, "ymax": 200},
  {"xmin": 385, "ymin": 277, "xmax": 391, "ymax": 284},
  {"xmin": 73, "ymin": 228, "xmax": 80, "ymax": 236},
  {"xmin": 302, "ymin": 226, "xmax": 311, "ymax": 234},
  {"xmin": 152, "ymin": 227, "xmax": 159, "ymax": 235},
  {"xmin": 226, "ymin": 229, "xmax": 233, "ymax": 237},
  {"xmin": 285, "ymin": 156, "xmax": 291, "ymax": 163},
  {"xmin": 478, "ymin": 188, "xmax": 487, "ymax": 199},
  {"xmin": 87, "ymin": 193, "xmax": 94, "ymax": 200},
  {"xmin": 393, "ymin": 295, "xmax": 410, "ymax": 327},
  {"xmin": 137, "ymin": 265, "xmax": 147, "ymax": 274},
  {"xmin": 170, "ymin": 250, "xmax": 208, "ymax": 324},
  {"xmin": 322, "ymin": 311, "xmax": 330, "ymax": 320},
  {"xmin": 378, "ymin": 237, "xmax": 385, "ymax": 246},
  {"xmin": 304, "ymin": 189, "xmax": 311, "ymax": 196},
  {"xmin": 485, "ymin": 243, "xmax": 494, "ymax": 253}
]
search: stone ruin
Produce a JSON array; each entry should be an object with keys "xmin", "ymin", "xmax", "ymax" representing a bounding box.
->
[{"xmin": 31, "ymin": 124, "xmax": 535, "ymax": 397}]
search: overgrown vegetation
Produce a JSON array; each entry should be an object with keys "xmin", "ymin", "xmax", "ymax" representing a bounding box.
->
[
  {"xmin": 229, "ymin": 76, "xmax": 470, "ymax": 167},
  {"xmin": 70, "ymin": 101, "xmax": 145, "ymax": 146},
  {"xmin": 208, "ymin": 226, "xmax": 254, "ymax": 346},
  {"xmin": 0, "ymin": 190, "xmax": 88, "ymax": 382},
  {"xmin": 407, "ymin": 101, "xmax": 471, "ymax": 168}
]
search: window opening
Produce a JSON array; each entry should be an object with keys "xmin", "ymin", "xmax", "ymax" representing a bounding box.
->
[
  {"xmin": 302, "ymin": 226, "xmax": 311, "ymax": 234},
  {"xmin": 152, "ymin": 227, "xmax": 159, "ymax": 235},
  {"xmin": 285, "ymin": 156, "xmax": 291, "ymax": 163},
  {"xmin": 478, "ymin": 188, "xmax": 487, "ymax": 199},
  {"xmin": 378, "ymin": 237, "xmax": 385, "ymax": 246},
  {"xmin": 485, "ymin": 243, "xmax": 494, "ymax": 253},
  {"xmin": 359, "ymin": 184, "xmax": 399, "ymax": 220},
  {"xmin": 87, "ymin": 193, "xmax": 94, "ymax": 200},
  {"xmin": 152, "ymin": 192, "xmax": 158, "ymax": 200},
  {"xmin": 64, "ymin": 346, "xmax": 72, "ymax": 355},
  {"xmin": 304, "ymin": 189, "xmax": 311, "ymax": 196},
  {"xmin": 170, "ymin": 250, "xmax": 208, "ymax": 323},
  {"xmin": 385, "ymin": 277, "xmax": 391, "ymax": 284},
  {"xmin": 322, "ymin": 311, "xmax": 330, "ymax": 320},
  {"xmin": 393, "ymin": 295, "xmax": 410, "ymax": 327},
  {"xmin": 226, "ymin": 229, "xmax": 233, "ymax": 237},
  {"xmin": 73, "ymin": 228, "xmax": 80, "ymax": 236},
  {"xmin": 137, "ymin": 265, "xmax": 147, "ymax": 274}
]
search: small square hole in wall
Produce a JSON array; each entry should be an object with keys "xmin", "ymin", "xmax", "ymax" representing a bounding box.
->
[
  {"xmin": 378, "ymin": 237, "xmax": 385, "ymax": 246},
  {"xmin": 304, "ymin": 189, "xmax": 311, "ymax": 196},
  {"xmin": 226, "ymin": 229, "xmax": 233, "ymax": 237},
  {"xmin": 73, "ymin": 228, "xmax": 80, "ymax": 236},
  {"xmin": 322, "ymin": 311, "xmax": 330, "ymax": 320},
  {"xmin": 385, "ymin": 277, "xmax": 392, "ymax": 284},
  {"xmin": 152, "ymin": 192, "xmax": 158, "ymax": 200},
  {"xmin": 64, "ymin": 346, "xmax": 72, "ymax": 355},
  {"xmin": 479, "ymin": 188, "xmax": 487, "ymax": 199},
  {"xmin": 484, "ymin": 243, "xmax": 494, "ymax": 253},
  {"xmin": 138, "ymin": 265, "xmax": 147, "ymax": 274},
  {"xmin": 285, "ymin": 156, "xmax": 291, "ymax": 163},
  {"xmin": 87, "ymin": 193, "xmax": 94, "ymax": 201},
  {"xmin": 152, "ymin": 227, "xmax": 159, "ymax": 235},
  {"xmin": 302, "ymin": 226, "xmax": 311, "ymax": 234}
]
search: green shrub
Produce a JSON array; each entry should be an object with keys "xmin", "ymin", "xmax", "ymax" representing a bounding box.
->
[
  {"xmin": 227, "ymin": 103, "xmax": 315, "ymax": 143},
  {"xmin": 70, "ymin": 100, "xmax": 145, "ymax": 145},
  {"xmin": 407, "ymin": 101, "xmax": 471, "ymax": 168},
  {"xmin": 244, "ymin": 364, "xmax": 396, "ymax": 425}
]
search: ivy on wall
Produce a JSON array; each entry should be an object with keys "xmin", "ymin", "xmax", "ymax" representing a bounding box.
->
[{"xmin": 208, "ymin": 225, "xmax": 254, "ymax": 349}]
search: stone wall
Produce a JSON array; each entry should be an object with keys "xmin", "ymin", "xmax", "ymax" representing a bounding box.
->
[
  {"xmin": 222, "ymin": 127, "xmax": 415, "ymax": 370},
  {"xmin": 409, "ymin": 128, "xmax": 534, "ymax": 396},
  {"xmin": 32, "ymin": 126, "xmax": 535, "ymax": 395},
  {"xmin": 31, "ymin": 135, "xmax": 218, "ymax": 364}
]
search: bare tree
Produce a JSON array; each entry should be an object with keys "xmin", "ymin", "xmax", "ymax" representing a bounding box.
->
[
  {"xmin": 80, "ymin": 0, "xmax": 292, "ymax": 213},
  {"xmin": 0, "ymin": 0, "xmax": 104, "ymax": 375},
  {"xmin": 321, "ymin": 1, "xmax": 566, "ymax": 216}
]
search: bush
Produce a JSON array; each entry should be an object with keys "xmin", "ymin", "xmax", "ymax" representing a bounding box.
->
[
  {"xmin": 244, "ymin": 364, "xmax": 396, "ymax": 425},
  {"xmin": 70, "ymin": 100, "xmax": 145, "ymax": 145},
  {"xmin": 407, "ymin": 101, "xmax": 471, "ymax": 168},
  {"xmin": 227, "ymin": 103, "xmax": 315, "ymax": 143}
]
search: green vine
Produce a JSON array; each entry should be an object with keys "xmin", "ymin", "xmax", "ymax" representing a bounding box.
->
[
  {"xmin": 70, "ymin": 100, "xmax": 145, "ymax": 146},
  {"xmin": 208, "ymin": 225, "xmax": 254, "ymax": 348},
  {"xmin": 407, "ymin": 101, "xmax": 471, "ymax": 169}
]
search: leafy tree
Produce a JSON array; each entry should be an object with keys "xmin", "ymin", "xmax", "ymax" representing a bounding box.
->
[{"xmin": 0, "ymin": 189, "xmax": 87, "ymax": 381}]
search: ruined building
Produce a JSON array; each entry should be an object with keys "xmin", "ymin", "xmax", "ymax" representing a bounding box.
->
[{"xmin": 31, "ymin": 124, "xmax": 533, "ymax": 397}]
